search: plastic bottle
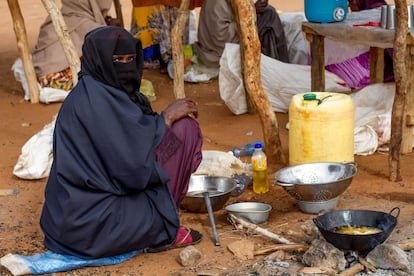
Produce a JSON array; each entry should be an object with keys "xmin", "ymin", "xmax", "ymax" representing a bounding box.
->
[
  {"xmin": 232, "ymin": 141, "xmax": 264, "ymax": 157},
  {"xmin": 251, "ymin": 143, "xmax": 269, "ymax": 194}
]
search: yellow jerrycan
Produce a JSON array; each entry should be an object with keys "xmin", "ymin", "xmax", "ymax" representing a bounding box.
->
[{"xmin": 289, "ymin": 92, "xmax": 354, "ymax": 165}]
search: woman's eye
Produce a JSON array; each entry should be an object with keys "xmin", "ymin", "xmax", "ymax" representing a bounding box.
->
[{"xmin": 112, "ymin": 56, "xmax": 135, "ymax": 63}]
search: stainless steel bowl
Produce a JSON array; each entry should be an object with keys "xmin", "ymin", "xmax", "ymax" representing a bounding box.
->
[
  {"xmin": 297, "ymin": 197, "xmax": 338, "ymax": 214},
  {"xmin": 225, "ymin": 202, "xmax": 272, "ymax": 224},
  {"xmin": 181, "ymin": 175, "xmax": 237, "ymax": 213},
  {"xmin": 274, "ymin": 162, "xmax": 357, "ymax": 201}
]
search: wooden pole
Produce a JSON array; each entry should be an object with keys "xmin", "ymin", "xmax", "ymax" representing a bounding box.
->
[
  {"xmin": 229, "ymin": 0, "xmax": 287, "ymax": 167},
  {"xmin": 389, "ymin": 0, "xmax": 408, "ymax": 181},
  {"xmin": 7, "ymin": 0, "xmax": 40, "ymax": 104},
  {"xmin": 171, "ymin": 0, "xmax": 189, "ymax": 99},
  {"xmin": 41, "ymin": 0, "xmax": 80, "ymax": 86},
  {"xmin": 113, "ymin": 0, "xmax": 124, "ymax": 27}
]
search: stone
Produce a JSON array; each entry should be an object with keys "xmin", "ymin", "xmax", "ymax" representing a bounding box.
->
[
  {"xmin": 366, "ymin": 243, "xmax": 410, "ymax": 272},
  {"xmin": 177, "ymin": 245, "xmax": 202, "ymax": 266},
  {"xmin": 302, "ymin": 239, "xmax": 346, "ymax": 272}
]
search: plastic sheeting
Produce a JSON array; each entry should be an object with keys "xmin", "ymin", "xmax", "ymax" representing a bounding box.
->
[{"xmin": 0, "ymin": 250, "xmax": 140, "ymax": 276}]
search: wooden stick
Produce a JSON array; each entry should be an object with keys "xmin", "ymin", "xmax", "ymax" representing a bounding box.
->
[
  {"xmin": 286, "ymin": 229, "xmax": 314, "ymax": 244},
  {"xmin": 229, "ymin": 0, "xmax": 287, "ymax": 166},
  {"xmin": 338, "ymin": 263, "xmax": 364, "ymax": 276},
  {"xmin": 171, "ymin": 0, "xmax": 189, "ymax": 99},
  {"xmin": 7, "ymin": 0, "xmax": 40, "ymax": 103},
  {"xmin": 113, "ymin": 0, "xmax": 124, "ymax": 27},
  {"xmin": 389, "ymin": 0, "xmax": 408, "ymax": 180},
  {"xmin": 41, "ymin": 0, "xmax": 80, "ymax": 86},
  {"xmin": 299, "ymin": 267, "xmax": 337, "ymax": 276},
  {"xmin": 254, "ymin": 244, "xmax": 310, "ymax": 256},
  {"xmin": 396, "ymin": 238, "xmax": 414, "ymax": 251},
  {"xmin": 358, "ymin": 257, "xmax": 377, "ymax": 273},
  {"xmin": 0, "ymin": 189, "xmax": 19, "ymax": 196},
  {"xmin": 228, "ymin": 213, "xmax": 293, "ymax": 244}
]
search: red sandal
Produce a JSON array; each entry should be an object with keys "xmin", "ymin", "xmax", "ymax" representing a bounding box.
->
[
  {"xmin": 147, "ymin": 226, "xmax": 202, "ymax": 253},
  {"xmin": 169, "ymin": 227, "xmax": 202, "ymax": 249}
]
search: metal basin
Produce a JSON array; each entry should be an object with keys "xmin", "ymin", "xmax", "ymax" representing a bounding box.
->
[
  {"xmin": 181, "ymin": 175, "xmax": 237, "ymax": 213},
  {"xmin": 225, "ymin": 202, "xmax": 272, "ymax": 224},
  {"xmin": 274, "ymin": 162, "xmax": 357, "ymax": 201},
  {"xmin": 313, "ymin": 207, "xmax": 400, "ymax": 252}
]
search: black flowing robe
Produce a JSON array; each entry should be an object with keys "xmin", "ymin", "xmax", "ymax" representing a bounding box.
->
[{"xmin": 40, "ymin": 27, "xmax": 180, "ymax": 259}]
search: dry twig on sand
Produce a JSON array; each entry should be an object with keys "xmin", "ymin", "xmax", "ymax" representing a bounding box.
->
[{"xmin": 228, "ymin": 213, "xmax": 293, "ymax": 244}]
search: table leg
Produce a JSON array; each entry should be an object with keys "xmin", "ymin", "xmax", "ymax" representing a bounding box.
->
[
  {"xmin": 306, "ymin": 33, "xmax": 325, "ymax": 92},
  {"xmin": 369, "ymin": 47, "xmax": 384, "ymax": 84}
]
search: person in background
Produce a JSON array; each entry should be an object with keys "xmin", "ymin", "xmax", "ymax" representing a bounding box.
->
[
  {"xmin": 194, "ymin": 0, "xmax": 289, "ymax": 69},
  {"xmin": 130, "ymin": 0, "xmax": 202, "ymax": 74},
  {"xmin": 325, "ymin": 0, "xmax": 392, "ymax": 89},
  {"xmin": 40, "ymin": 26, "xmax": 203, "ymax": 258},
  {"xmin": 130, "ymin": 5, "xmax": 180, "ymax": 74},
  {"xmin": 32, "ymin": 0, "xmax": 121, "ymax": 91}
]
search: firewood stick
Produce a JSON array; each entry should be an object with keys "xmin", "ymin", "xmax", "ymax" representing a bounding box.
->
[
  {"xmin": 396, "ymin": 238, "xmax": 414, "ymax": 251},
  {"xmin": 0, "ymin": 189, "xmax": 19, "ymax": 196},
  {"xmin": 358, "ymin": 257, "xmax": 377, "ymax": 272},
  {"xmin": 338, "ymin": 263, "xmax": 364, "ymax": 276},
  {"xmin": 228, "ymin": 213, "xmax": 293, "ymax": 244},
  {"xmin": 254, "ymin": 244, "xmax": 310, "ymax": 255},
  {"xmin": 286, "ymin": 229, "xmax": 314, "ymax": 244},
  {"xmin": 299, "ymin": 266, "xmax": 337, "ymax": 276}
]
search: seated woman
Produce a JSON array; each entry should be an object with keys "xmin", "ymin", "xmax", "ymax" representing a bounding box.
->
[
  {"xmin": 194, "ymin": 0, "xmax": 289, "ymax": 68},
  {"xmin": 32, "ymin": 0, "xmax": 120, "ymax": 91},
  {"xmin": 40, "ymin": 26, "xmax": 203, "ymax": 258},
  {"xmin": 325, "ymin": 0, "xmax": 393, "ymax": 89},
  {"xmin": 130, "ymin": 0, "xmax": 202, "ymax": 74}
]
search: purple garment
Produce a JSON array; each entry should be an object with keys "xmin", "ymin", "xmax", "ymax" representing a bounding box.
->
[
  {"xmin": 155, "ymin": 116, "xmax": 203, "ymax": 207},
  {"xmin": 356, "ymin": 0, "xmax": 387, "ymax": 10},
  {"xmin": 326, "ymin": 49, "xmax": 394, "ymax": 89}
]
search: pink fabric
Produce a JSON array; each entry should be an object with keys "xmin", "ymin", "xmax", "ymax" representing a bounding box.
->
[
  {"xmin": 325, "ymin": 52, "xmax": 371, "ymax": 89},
  {"xmin": 325, "ymin": 49, "xmax": 394, "ymax": 89},
  {"xmin": 356, "ymin": 0, "xmax": 387, "ymax": 10}
]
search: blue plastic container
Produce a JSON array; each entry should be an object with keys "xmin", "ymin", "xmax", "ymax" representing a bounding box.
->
[{"xmin": 305, "ymin": 0, "xmax": 348, "ymax": 24}]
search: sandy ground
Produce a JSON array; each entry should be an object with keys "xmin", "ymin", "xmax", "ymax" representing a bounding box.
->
[{"xmin": 1, "ymin": 1, "xmax": 414, "ymax": 275}]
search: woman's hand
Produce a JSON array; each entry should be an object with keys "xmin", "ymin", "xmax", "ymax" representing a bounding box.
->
[
  {"xmin": 162, "ymin": 98, "xmax": 199, "ymax": 127},
  {"xmin": 255, "ymin": 0, "xmax": 268, "ymax": 15}
]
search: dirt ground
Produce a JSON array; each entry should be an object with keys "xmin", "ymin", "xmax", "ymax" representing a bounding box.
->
[{"xmin": 1, "ymin": 1, "xmax": 414, "ymax": 275}]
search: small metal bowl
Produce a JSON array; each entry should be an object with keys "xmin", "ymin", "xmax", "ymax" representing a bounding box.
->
[
  {"xmin": 181, "ymin": 175, "xmax": 237, "ymax": 213},
  {"xmin": 225, "ymin": 202, "xmax": 272, "ymax": 224}
]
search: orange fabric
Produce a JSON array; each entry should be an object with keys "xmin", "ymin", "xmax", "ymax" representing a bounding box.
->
[{"xmin": 131, "ymin": 0, "xmax": 204, "ymax": 9}]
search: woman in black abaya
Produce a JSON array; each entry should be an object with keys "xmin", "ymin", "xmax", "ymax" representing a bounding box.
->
[{"xmin": 40, "ymin": 26, "xmax": 203, "ymax": 259}]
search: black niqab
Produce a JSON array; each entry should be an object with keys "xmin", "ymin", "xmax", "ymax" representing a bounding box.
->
[{"xmin": 79, "ymin": 26, "xmax": 154, "ymax": 114}]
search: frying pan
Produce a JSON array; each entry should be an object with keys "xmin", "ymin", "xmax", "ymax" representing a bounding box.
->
[{"xmin": 313, "ymin": 207, "xmax": 400, "ymax": 252}]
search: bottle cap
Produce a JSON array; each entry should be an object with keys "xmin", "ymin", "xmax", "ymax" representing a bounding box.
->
[{"xmin": 254, "ymin": 143, "xmax": 262, "ymax": 149}]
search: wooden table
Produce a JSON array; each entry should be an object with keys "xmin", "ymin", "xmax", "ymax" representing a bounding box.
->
[{"xmin": 302, "ymin": 9, "xmax": 414, "ymax": 153}]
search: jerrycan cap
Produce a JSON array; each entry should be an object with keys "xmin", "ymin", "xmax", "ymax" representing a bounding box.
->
[{"xmin": 303, "ymin": 93, "xmax": 317, "ymax": 101}]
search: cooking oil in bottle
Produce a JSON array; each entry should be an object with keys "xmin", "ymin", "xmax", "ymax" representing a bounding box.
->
[{"xmin": 252, "ymin": 143, "xmax": 268, "ymax": 194}]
